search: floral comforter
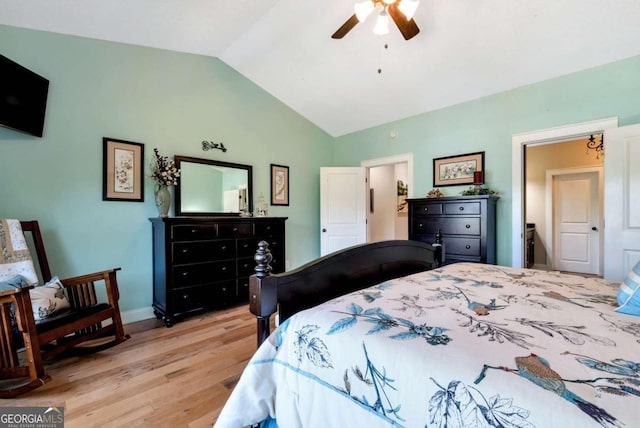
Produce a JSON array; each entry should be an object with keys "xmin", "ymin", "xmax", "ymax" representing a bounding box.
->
[{"xmin": 215, "ymin": 263, "xmax": 640, "ymax": 428}]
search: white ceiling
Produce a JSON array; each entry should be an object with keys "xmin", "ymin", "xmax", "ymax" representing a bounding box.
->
[{"xmin": 2, "ymin": 0, "xmax": 640, "ymax": 137}]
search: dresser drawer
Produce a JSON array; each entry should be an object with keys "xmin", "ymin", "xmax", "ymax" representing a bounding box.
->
[
  {"xmin": 237, "ymin": 276, "xmax": 250, "ymax": 303},
  {"xmin": 412, "ymin": 203, "xmax": 443, "ymax": 216},
  {"xmin": 237, "ymin": 257, "xmax": 256, "ymax": 277},
  {"xmin": 218, "ymin": 223, "xmax": 252, "ymax": 238},
  {"xmin": 172, "ymin": 260, "xmax": 236, "ymax": 287},
  {"xmin": 172, "ymin": 280, "xmax": 237, "ymax": 313},
  {"xmin": 172, "ymin": 239, "xmax": 235, "ymax": 264},
  {"xmin": 255, "ymin": 222, "xmax": 285, "ymax": 237},
  {"xmin": 412, "ymin": 217, "xmax": 480, "ymax": 237},
  {"xmin": 238, "ymin": 237, "xmax": 261, "ymax": 257},
  {"xmin": 172, "ymin": 224, "xmax": 217, "ymax": 241},
  {"xmin": 446, "ymin": 237, "xmax": 481, "ymax": 257},
  {"xmin": 444, "ymin": 201, "xmax": 480, "ymax": 215},
  {"xmin": 172, "ymin": 286, "xmax": 205, "ymax": 313}
]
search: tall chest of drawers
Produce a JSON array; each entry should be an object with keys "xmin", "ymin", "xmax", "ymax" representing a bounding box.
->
[
  {"xmin": 150, "ymin": 216, "xmax": 287, "ymax": 326},
  {"xmin": 408, "ymin": 196, "xmax": 498, "ymax": 265}
]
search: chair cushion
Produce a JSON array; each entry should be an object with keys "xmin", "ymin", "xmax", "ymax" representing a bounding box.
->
[
  {"xmin": 29, "ymin": 276, "xmax": 70, "ymax": 321},
  {"xmin": 35, "ymin": 303, "xmax": 111, "ymax": 334},
  {"xmin": 0, "ymin": 219, "xmax": 38, "ymax": 285},
  {"xmin": 616, "ymin": 260, "xmax": 640, "ymax": 316}
]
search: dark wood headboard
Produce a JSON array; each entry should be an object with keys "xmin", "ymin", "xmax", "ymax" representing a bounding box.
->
[{"xmin": 249, "ymin": 239, "xmax": 442, "ymax": 347}]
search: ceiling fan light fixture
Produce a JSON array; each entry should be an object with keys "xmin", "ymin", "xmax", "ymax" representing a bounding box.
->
[
  {"xmin": 398, "ymin": 0, "xmax": 419, "ymax": 20},
  {"xmin": 354, "ymin": 0, "xmax": 375, "ymax": 22},
  {"xmin": 373, "ymin": 9, "xmax": 390, "ymax": 35},
  {"xmin": 382, "ymin": 0, "xmax": 396, "ymax": 4}
]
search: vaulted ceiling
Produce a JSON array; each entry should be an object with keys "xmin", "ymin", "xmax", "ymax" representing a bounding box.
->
[{"xmin": 2, "ymin": 0, "xmax": 640, "ymax": 136}]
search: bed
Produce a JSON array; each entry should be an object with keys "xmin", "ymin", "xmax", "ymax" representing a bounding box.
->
[{"xmin": 215, "ymin": 240, "xmax": 640, "ymax": 428}]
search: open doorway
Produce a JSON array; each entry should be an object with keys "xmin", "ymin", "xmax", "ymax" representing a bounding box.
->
[
  {"xmin": 362, "ymin": 153, "xmax": 413, "ymax": 243},
  {"xmin": 525, "ymin": 138, "xmax": 603, "ymax": 274}
]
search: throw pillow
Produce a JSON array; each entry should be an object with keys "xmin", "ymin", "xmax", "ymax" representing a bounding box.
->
[
  {"xmin": 0, "ymin": 219, "xmax": 38, "ymax": 285},
  {"xmin": 616, "ymin": 260, "xmax": 640, "ymax": 316},
  {"xmin": 29, "ymin": 276, "xmax": 71, "ymax": 321},
  {"xmin": 0, "ymin": 274, "xmax": 30, "ymax": 291}
]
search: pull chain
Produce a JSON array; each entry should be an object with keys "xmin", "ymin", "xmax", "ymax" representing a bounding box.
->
[{"xmin": 377, "ymin": 43, "xmax": 389, "ymax": 74}]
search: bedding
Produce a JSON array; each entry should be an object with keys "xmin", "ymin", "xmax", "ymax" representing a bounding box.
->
[{"xmin": 215, "ymin": 263, "xmax": 640, "ymax": 428}]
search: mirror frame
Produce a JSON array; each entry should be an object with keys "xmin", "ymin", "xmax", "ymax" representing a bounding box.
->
[{"xmin": 174, "ymin": 155, "xmax": 253, "ymax": 216}]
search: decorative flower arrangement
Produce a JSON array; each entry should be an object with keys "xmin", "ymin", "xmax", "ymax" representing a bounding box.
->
[
  {"xmin": 150, "ymin": 148, "xmax": 180, "ymax": 187},
  {"xmin": 426, "ymin": 188, "xmax": 445, "ymax": 198},
  {"xmin": 460, "ymin": 186, "xmax": 499, "ymax": 196}
]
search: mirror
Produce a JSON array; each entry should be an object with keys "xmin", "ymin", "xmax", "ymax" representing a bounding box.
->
[{"xmin": 174, "ymin": 156, "xmax": 253, "ymax": 216}]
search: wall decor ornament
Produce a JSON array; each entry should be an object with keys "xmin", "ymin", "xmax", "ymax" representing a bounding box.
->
[
  {"xmin": 433, "ymin": 151, "xmax": 484, "ymax": 187},
  {"xmin": 270, "ymin": 164, "xmax": 289, "ymax": 206},
  {"xmin": 201, "ymin": 140, "xmax": 227, "ymax": 153},
  {"xmin": 102, "ymin": 137, "xmax": 144, "ymax": 202}
]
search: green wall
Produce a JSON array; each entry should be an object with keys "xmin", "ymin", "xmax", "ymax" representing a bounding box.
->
[
  {"xmin": 333, "ymin": 55, "xmax": 640, "ymax": 265},
  {"xmin": 2, "ymin": 22, "xmax": 639, "ymax": 318},
  {"xmin": 0, "ymin": 25, "xmax": 333, "ymax": 317}
]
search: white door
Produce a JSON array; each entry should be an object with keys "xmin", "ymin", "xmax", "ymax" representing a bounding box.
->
[
  {"xmin": 320, "ymin": 167, "xmax": 367, "ymax": 256},
  {"xmin": 604, "ymin": 124, "xmax": 640, "ymax": 281},
  {"xmin": 552, "ymin": 171, "xmax": 600, "ymax": 274}
]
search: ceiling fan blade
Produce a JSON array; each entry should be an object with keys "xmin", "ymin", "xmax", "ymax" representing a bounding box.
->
[
  {"xmin": 332, "ymin": 14, "xmax": 360, "ymax": 39},
  {"xmin": 388, "ymin": 4, "xmax": 420, "ymax": 40}
]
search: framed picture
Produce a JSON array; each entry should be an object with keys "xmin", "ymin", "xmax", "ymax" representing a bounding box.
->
[
  {"xmin": 433, "ymin": 151, "xmax": 484, "ymax": 187},
  {"xmin": 102, "ymin": 137, "xmax": 145, "ymax": 202},
  {"xmin": 270, "ymin": 164, "xmax": 289, "ymax": 206}
]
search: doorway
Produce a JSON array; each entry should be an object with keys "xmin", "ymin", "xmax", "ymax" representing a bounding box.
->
[
  {"xmin": 511, "ymin": 117, "xmax": 618, "ymax": 268},
  {"xmin": 362, "ymin": 153, "xmax": 413, "ymax": 242},
  {"xmin": 524, "ymin": 139, "xmax": 604, "ymax": 274}
]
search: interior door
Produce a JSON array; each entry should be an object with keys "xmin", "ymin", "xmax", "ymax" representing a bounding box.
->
[
  {"xmin": 320, "ymin": 167, "xmax": 367, "ymax": 256},
  {"xmin": 604, "ymin": 124, "xmax": 640, "ymax": 281},
  {"xmin": 552, "ymin": 171, "xmax": 600, "ymax": 274}
]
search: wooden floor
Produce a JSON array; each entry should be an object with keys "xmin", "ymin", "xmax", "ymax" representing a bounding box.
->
[{"xmin": 7, "ymin": 305, "xmax": 256, "ymax": 428}]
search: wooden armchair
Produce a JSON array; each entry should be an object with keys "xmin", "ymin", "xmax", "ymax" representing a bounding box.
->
[{"xmin": 0, "ymin": 220, "xmax": 129, "ymax": 397}]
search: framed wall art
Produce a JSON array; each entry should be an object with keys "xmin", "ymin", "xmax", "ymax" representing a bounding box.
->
[
  {"xmin": 102, "ymin": 137, "xmax": 145, "ymax": 202},
  {"xmin": 433, "ymin": 151, "xmax": 484, "ymax": 187},
  {"xmin": 270, "ymin": 164, "xmax": 289, "ymax": 206}
]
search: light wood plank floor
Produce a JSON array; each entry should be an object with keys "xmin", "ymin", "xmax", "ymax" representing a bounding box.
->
[{"xmin": 7, "ymin": 305, "xmax": 256, "ymax": 428}]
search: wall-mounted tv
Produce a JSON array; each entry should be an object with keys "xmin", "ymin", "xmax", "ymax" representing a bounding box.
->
[{"xmin": 0, "ymin": 54, "xmax": 49, "ymax": 137}]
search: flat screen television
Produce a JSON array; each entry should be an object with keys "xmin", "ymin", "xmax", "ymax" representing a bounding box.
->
[{"xmin": 0, "ymin": 54, "xmax": 49, "ymax": 137}]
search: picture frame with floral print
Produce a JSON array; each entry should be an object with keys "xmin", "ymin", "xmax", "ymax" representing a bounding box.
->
[
  {"xmin": 433, "ymin": 151, "xmax": 484, "ymax": 187},
  {"xmin": 270, "ymin": 164, "xmax": 289, "ymax": 206},
  {"xmin": 102, "ymin": 137, "xmax": 145, "ymax": 201}
]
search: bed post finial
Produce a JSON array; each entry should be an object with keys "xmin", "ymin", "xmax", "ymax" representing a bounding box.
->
[{"xmin": 254, "ymin": 240, "xmax": 273, "ymax": 278}]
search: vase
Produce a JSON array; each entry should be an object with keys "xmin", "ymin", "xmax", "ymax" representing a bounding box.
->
[{"xmin": 154, "ymin": 185, "xmax": 171, "ymax": 217}]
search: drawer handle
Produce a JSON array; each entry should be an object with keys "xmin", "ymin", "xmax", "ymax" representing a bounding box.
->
[
  {"xmin": 243, "ymin": 243, "xmax": 249, "ymax": 249},
  {"xmin": 465, "ymin": 224, "xmax": 471, "ymax": 229},
  {"xmin": 243, "ymin": 263, "xmax": 249, "ymax": 268},
  {"xmin": 181, "ymin": 248, "xmax": 189, "ymax": 253},
  {"xmin": 221, "ymin": 245, "xmax": 227, "ymax": 251},
  {"xmin": 190, "ymin": 229, "xmax": 198, "ymax": 234},
  {"xmin": 418, "ymin": 223, "xmax": 423, "ymax": 228},
  {"xmin": 459, "ymin": 206, "xmax": 465, "ymax": 211},
  {"xmin": 266, "ymin": 226, "xmax": 271, "ymax": 231},
  {"xmin": 221, "ymin": 266, "xmax": 227, "ymax": 271},
  {"xmin": 233, "ymin": 227, "xmax": 238, "ymax": 232},
  {"xmin": 182, "ymin": 294, "xmax": 189, "ymax": 300},
  {"xmin": 181, "ymin": 271, "xmax": 189, "ymax": 277},
  {"xmin": 465, "ymin": 245, "xmax": 471, "ymax": 249},
  {"xmin": 423, "ymin": 207, "xmax": 429, "ymax": 212},
  {"xmin": 221, "ymin": 287, "xmax": 228, "ymax": 292}
]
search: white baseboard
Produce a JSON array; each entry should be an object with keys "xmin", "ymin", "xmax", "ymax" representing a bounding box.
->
[
  {"xmin": 121, "ymin": 307, "xmax": 156, "ymax": 325},
  {"xmin": 532, "ymin": 263, "xmax": 549, "ymax": 271}
]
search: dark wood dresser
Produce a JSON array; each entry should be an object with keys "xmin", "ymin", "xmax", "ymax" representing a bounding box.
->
[
  {"xmin": 149, "ymin": 216, "xmax": 287, "ymax": 326},
  {"xmin": 408, "ymin": 195, "xmax": 498, "ymax": 265}
]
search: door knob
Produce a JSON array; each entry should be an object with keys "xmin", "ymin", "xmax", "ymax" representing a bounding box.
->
[
  {"xmin": 592, "ymin": 226, "xmax": 598, "ymax": 231},
  {"xmin": 322, "ymin": 228, "xmax": 327, "ymax": 232}
]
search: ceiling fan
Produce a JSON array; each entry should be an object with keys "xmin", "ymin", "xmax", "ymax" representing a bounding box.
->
[{"xmin": 332, "ymin": 0, "xmax": 420, "ymax": 41}]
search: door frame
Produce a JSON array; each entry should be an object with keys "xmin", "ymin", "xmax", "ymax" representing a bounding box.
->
[
  {"xmin": 545, "ymin": 166, "xmax": 603, "ymax": 273},
  {"xmin": 511, "ymin": 117, "xmax": 618, "ymax": 267}
]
